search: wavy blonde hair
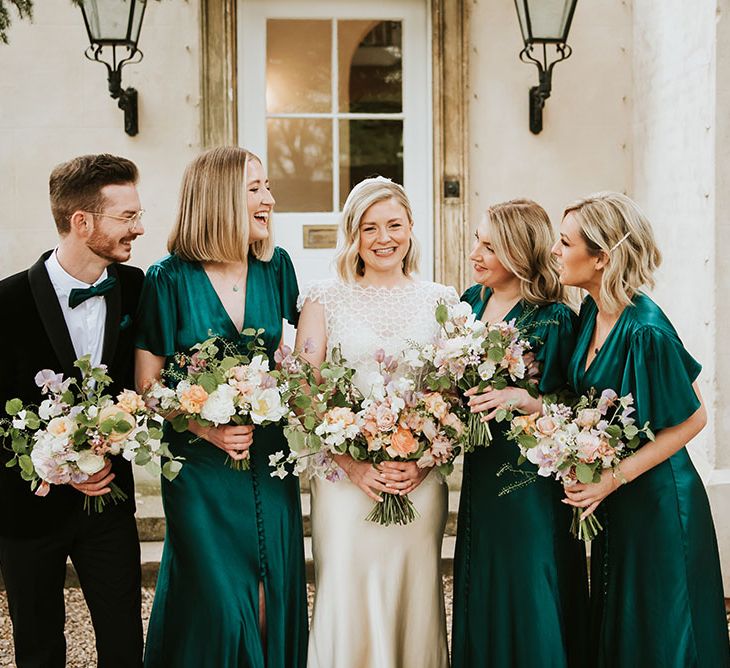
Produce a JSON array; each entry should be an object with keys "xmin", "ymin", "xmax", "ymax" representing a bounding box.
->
[
  {"xmin": 168, "ymin": 146, "xmax": 275, "ymax": 263},
  {"xmin": 563, "ymin": 191, "xmax": 661, "ymax": 314},
  {"xmin": 335, "ymin": 177, "xmax": 420, "ymax": 283},
  {"xmin": 482, "ymin": 199, "xmax": 565, "ymax": 305}
]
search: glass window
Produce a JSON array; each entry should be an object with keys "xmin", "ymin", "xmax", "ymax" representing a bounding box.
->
[{"xmin": 266, "ymin": 18, "xmax": 404, "ymax": 213}]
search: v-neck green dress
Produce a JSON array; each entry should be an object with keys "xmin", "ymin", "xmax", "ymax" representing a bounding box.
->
[
  {"xmin": 569, "ymin": 294, "xmax": 730, "ymax": 668},
  {"xmin": 451, "ymin": 286, "xmax": 589, "ymax": 668},
  {"xmin": 136, "ymin": 249, "xmax": 308, "ymax": 668}
]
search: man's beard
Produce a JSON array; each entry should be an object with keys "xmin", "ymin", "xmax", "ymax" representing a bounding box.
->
[{"xmin": 87, "ymin": 229, "xmax": 132, "ymax": 263}]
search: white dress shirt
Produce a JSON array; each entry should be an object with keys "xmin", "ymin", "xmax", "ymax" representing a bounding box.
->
[{"xmin": 45, "ymin": 250, "xmax": 107, "ymax": 367}]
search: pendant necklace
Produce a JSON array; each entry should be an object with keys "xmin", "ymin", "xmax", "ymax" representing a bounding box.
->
[{"xmin": 231, "ymin": 267, "xmax": 246, "ymax": 292}]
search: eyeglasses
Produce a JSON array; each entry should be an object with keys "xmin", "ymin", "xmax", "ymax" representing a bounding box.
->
[{"xmin": 85, "ymin": 209, "xmax": 145, "ymax": 230}]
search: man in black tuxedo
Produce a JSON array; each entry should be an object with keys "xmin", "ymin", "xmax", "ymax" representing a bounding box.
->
[{"xmin": 0, "ymin": 154, "xmax": 146, "ymax": 667}]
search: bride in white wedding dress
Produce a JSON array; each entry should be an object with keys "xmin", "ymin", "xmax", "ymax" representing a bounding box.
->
[{"xmin": 295, "ymin": 177, "xmax": 459, "ymax": 668}]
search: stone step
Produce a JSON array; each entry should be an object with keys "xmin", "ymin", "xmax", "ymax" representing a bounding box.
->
[{"xmin": 135, "ymin": 491, "xmax": 463, "ymax": 542}]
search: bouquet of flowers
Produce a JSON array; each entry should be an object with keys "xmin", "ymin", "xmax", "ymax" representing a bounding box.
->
[
  {"xmin": 0, "ymin": 356, "xmax": 181, "ymax": 513},
  {"xmin": 269, "ymin": 342, "xmax": 366, "ymax": 481},
  {"xmin": 145, "ymin": 333, "xmax": 288, "ymax": 470},
  {"xmin": 417, "ymin": 300, "xmax": 536, "ymax": 451},
  {"xmin": 507, "ymin": 388, "xmax": 654, "ymax": 541},
  {"xmin": 273, "ymin": 345, "xmax": 466, "ymax": 526}
]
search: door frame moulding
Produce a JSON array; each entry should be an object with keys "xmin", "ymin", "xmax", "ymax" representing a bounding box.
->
[{"xmin": 200, "ymin": 0, "xmax": 469, "ymax": 288}]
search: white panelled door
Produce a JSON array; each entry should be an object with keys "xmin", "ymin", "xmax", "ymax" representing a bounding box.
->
[{"xmin": 239, "ymin": 0, "xmax": 432, "ymax": 295}]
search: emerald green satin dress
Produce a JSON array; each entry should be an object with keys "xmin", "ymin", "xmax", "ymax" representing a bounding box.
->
[
  {"xmin": 136, "ymin": 249, "xmax": 308, "ymax": 668},
  {"xmin": 569, "ymin": 294, "xmax": 730, "ymax": 668},
  {"xmin": 452, "ymin": 286, "xmax": 589, "ymax": 668}
]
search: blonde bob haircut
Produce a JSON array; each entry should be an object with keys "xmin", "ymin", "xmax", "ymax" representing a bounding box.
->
[
  {"xmin": 563, "ymin": 191, "xmax": 662, "ymax": 314},
  {"xmin": 335, "ymin": 176, "xmax": 420, "ymax": 283},
  {"xmin": 168, "ymin": 146, "xmax": 274, "ymax": 263},
  {"xmin": 482, "ymin": 199, "xmax": 565, "ymax": 305}
]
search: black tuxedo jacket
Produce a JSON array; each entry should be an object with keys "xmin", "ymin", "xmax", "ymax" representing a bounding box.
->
[{"xmin": 0, "ymin": 251, "xmax": 144, "ymax": 538}]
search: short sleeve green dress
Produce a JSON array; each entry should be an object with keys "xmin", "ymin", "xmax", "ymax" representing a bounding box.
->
[
  {"xmin": 451, "ymin": 286, "xmax": 590, "ymax": 668},
  {"xmin": 136, "ymin": 248, "xmax": 308, "ymax": 668},
  {"xmin": 568, "ymin": 294, "xmax": 730, "ymax": 668}
]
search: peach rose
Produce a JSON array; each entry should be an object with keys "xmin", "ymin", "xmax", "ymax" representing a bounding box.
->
[
  {"xmin": 179, "ymin": 384, "xmax": 209, "ymax": 414},
  {"xmin": 422, "ymin": 392, "xmax": 449, "ymax": 421},
  {"xmin": 98, "ymin": 405, "xmax": 135, "ymax": 443},
  {"xmin": 442, "ymin": 412, "xmax": 465, "ymax": 436},
  {"xmin": 116, "ymin": 389, "xmax": 146, "ymax": 414},
  {"xmin": 389, "ymin": 427, "xmax": 418, "ymax": 457},
  {"xmin": 512, "ymin": 412, "xmax": 539, "ymax": 435}
]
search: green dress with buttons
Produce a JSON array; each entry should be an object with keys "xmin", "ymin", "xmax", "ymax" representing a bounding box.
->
[
  {"xmin": 136, "ymin": 249, "xmax": 308, "ymax": 668},
  {"xmin": 451, "ymin": 286, "xmax": 589, "ymax": 668},
  {"xmin": 568, "ymin": 294, "xmax": 730, "ymax": 668}
]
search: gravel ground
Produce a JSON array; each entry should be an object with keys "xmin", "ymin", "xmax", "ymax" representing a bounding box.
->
[
  {"xmin": 0, "ymin": 579, "xmax": 454, "ymax": 666},
  {"xmin": 1, "ymin": 582, "xmax": 727, "ymax": 667}
]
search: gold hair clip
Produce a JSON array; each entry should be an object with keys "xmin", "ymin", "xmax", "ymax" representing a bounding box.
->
[{"xmin": 610, "ymin": 232, "xmax": 631, "ymax": 252}]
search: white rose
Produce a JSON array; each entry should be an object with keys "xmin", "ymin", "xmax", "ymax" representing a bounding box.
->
[
  {"xmin": 199, "ymin": 384, "xmax": 238, "ymax": 425},
  {"xmin": 76, "ymin": 450, "xmax": 106, "ymax": 476},
  {"xmin": 450, "ymin": 301, "xmax": 473, "ymax": 320},
  {"xmin": 249, "ymin": 388, "xmax": 288, "ymax": 425},
  {"xmin": 46, "ymin": 416, "xmax": 76, "ymax": 439}
]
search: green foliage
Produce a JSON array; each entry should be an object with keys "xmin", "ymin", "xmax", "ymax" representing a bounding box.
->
[{"xmin": 0, "ymin": 0, "xmax": 32, "ymax": 45}]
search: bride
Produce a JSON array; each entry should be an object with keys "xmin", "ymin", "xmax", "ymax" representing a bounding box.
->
[{"xmin": 296, "ymin": 177, "xmax": 459, "ymax": 668}]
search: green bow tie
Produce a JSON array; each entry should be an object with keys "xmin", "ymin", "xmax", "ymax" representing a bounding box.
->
[{"xmin": 68, "ymin": 275, "xmax": 117, "ymax": 309}]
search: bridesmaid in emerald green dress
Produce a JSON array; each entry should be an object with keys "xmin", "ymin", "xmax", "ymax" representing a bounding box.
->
[
  {"xmin": 135, "ymin": 147, "xmax": 308, "ymax": 667},
  {"xmin": 452, "ymin": 199, "xmax": 589, "ymax": 668},
  {"xmin": 555, "ymin": 191, "xmax": 730, "ymax": 667}
]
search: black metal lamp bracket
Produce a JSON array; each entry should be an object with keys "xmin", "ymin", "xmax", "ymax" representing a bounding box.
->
[
  {"xmin": 520, "ymin": 42, "xmax": 571, "ymax": 134},
  {"xmin": 85, "ymin": 44, "xmax": 143, "ymax": 136}
]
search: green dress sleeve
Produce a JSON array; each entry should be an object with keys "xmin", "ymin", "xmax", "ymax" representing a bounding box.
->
[
  {"xmin": 620, "ymin": 326, "xmax": 702, "ymax": 431},
  {"xmin": 135, "ymin": 261, "xmax": 178, "ymax": 357},
  {"xmin": 274, "ymin": 247, "xmax": 300, "ymax": 327},
  {"xmin": 534, "ymin": 304, "xmax": 577, "ymax": 395}
]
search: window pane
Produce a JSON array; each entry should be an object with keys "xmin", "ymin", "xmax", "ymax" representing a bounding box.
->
[
  {"xmin": 338, "ymin": 20, "xmax": 402, "ymax": 113},
  {"xmin": 268, "ymin": 118, "xmax": 333, "ymax": 212},
  {"xmin": 267, "ymin": 20, "xmax": 332, "ymax": 113},
  {"xmin": 339, "ymin": 120, "xmax": 403, "ymax": 209}
]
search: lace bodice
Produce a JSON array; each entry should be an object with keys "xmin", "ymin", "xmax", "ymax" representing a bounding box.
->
[{"xmin": 298, "ymin": 279, "xmax": 460, "ymax": 394}]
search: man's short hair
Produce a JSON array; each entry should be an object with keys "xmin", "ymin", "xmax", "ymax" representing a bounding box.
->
[{"xmin": 49, "ymin": 154, "xmax": 139, "ymax": 234}]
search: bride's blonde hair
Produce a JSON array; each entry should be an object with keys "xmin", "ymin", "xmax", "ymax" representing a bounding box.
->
[{"xmin": 335, "ymin": 177, "xmax": 420, "ymax": 283}]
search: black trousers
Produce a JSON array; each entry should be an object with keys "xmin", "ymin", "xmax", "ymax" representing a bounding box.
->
[{"xmin": 0, "ymin": 508, "xmax": 142, "ymax": 668}]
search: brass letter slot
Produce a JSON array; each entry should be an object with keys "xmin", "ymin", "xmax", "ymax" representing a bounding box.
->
[{"xmin": 303, "ymin": 224, "xmax": 339, "ymax": 249}]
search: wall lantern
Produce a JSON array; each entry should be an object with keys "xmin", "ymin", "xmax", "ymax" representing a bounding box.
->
[
  {"xmin": 79, "ymin": 0, "xmax": 147, "ymax": 136},
  {"xmin": 514, "ymin": 0, "xmax": 578, "ymax": 134}
]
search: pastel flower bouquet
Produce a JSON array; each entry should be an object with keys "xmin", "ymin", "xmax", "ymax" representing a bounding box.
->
[
  {"xmin": 507, "ymin": 388, "xmax": 654, "ymax": 541},
  {"xmin": 351, "ymin": 355, "xmax": 466, "ymax": 525},
  {"xmin": 0, "ymin": 355, "xmax": 180, "ymax": 513},
  {"xmin": 273, "ymin": 345, "xmax": 466, "ymax": 526},
  {"xmin": 418, "ymin": 300, "xmax": 537, "ymax": 452},
  {"xmin": 270, "ymin": 342, "xmax": 366, "ymax": 482},
  {"xmin": 145, "ymin": 333, "xmax": 289, "ymax": 470}
]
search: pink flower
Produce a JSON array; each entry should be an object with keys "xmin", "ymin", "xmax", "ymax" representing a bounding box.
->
[
  {"xmin": 536, "ymin": 415, "xmax": 559, "ymax": 436},
  {"xmin": 375, "ymin": 404, "xmax": 397, "ymax": 431}
]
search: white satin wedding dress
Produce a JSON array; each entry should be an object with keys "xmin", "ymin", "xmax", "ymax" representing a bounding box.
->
[{"xmin": 300, "ymin": 279, "xmax": 459, "ymax": 668}]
